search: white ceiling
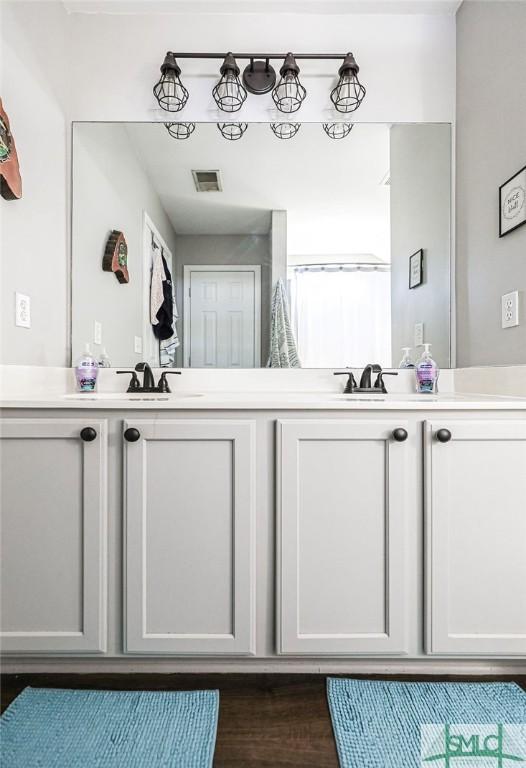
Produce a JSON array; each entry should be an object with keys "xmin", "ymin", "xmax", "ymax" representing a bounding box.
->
[
  {"xmin": 62, "ymin": 0, "xmax": 462, "ymax": 15},
  {"xmin": 124, "ymin": 122, "xmax": 391, "ymax": 260}
]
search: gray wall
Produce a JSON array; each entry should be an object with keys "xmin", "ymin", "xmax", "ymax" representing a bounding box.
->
[
  {"xmin": 173, "ymin": 234, "xmax": 271, "ymax": 366},
  {"xmin": 456, "ymin": 0, "xmax": 526, "ymax": 366},
  {"xmin": 390, "ymin": 124, "xmax": 452, "ymax": 368},
  {"xmin": 1, "ymin": 1, "xmax": 68, "ymax": 365},
  {"xmin": 71, "ymin": 123, "xmax": 177, "ymax": 368}
]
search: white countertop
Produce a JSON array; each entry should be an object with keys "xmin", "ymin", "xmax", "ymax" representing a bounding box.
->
[{"xmin": 2, "ymin": 390, "xmax": 526, "ymax": 410}]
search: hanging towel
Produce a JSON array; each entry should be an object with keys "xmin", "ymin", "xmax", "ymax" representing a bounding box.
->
[
  {"xmin": 150, "ymin": 240, "xmax": 179, "ymax": 365},
  {"xmin": 150, "ymin": 244, "xmax": 166, "ymax": 327},
  {"xmin": 159, "ymin": 256, "xmax": 180, "ymax": 367},
  {"xmin": 267, "ymin": 278, "xmax": 301, "ymax": 368},
  {"xmin": 153, "ymin": 253, "xmax": 175, "ymax": 341}
]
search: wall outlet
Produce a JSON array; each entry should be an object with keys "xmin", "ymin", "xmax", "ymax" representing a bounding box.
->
[
  {"xmin": 502, "ymin": 291, "xmax": 519, "ymax": 329},
  {"xmin": 134, "ymin": 335, "xmax": 143, "ymax": 354},
  {"xmin": 414, "ymin": 322, "xmax": 424, "ymax": 347},
  {"xmin": 94, "ymin": 320, "xmax": 102, "ymax": 345},
  {"xmin": 15, "ymin": 292, "xmax": 31, "ymax": 328}
]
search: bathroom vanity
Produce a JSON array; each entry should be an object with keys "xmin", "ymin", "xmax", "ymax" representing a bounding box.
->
[
  {"xmin": 2, "ymin": 390, "xmax": 525, "ymax": 671},
  {"xmin": 2, "ymin": 115, "xmax": 525, "ymax": 675}
]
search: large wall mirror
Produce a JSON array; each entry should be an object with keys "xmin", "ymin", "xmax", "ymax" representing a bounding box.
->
[{"xmin": 71, "ymin": 122, "xmax": 452, "ymax": 369}]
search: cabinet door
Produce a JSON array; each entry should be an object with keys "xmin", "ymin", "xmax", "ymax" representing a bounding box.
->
[
  {"xmin": 277, "ymin": 419, "xmax": 408, "ymax": 655},
  {"xmin": 0, "ymin": 419, "xmax": 107, "ymax": 653},
  {"xmin": 124, "ymin": 419, "xmax": 255, "ymax": 655},
  {"xmin": 425, "ymin": 419, "xmax": 526, "ymax": 656}
]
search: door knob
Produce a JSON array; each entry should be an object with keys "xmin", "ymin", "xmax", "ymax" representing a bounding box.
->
[
  {"xmin": 80, "ymin": 427, "xmax": 97, "ymax": 442},
  {"xmin": 124, "ymin": 427, "xmax": 140, "ymax": 442},
  {"xmin": 392, "ymin": 427, "xmax": 408, "ymax": 442},
  {"xmin": 436, "ymin": 428, "xmax": 452, "ymax": 443}
]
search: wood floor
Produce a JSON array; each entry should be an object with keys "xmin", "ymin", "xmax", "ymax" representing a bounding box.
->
[{"xmin": 2, "ymin": 673, "xmax": 526, "ymax": 767}]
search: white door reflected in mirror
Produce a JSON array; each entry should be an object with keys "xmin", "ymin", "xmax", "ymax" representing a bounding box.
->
[{"xmin": 185, "ymin": 266, "xmax": 261, "ymax": 368}]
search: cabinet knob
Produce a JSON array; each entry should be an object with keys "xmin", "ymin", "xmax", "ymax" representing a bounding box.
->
[
  {"xmin": 80, "ymin": 426, "xmax": 97, "ymax": 442},
  {"xmin": 436, "ymin": 428, "xmax": 452, "ymax": 443},
  {"xmin": 392, "ymin": 427, "xmax": 408, "ymax": 442},
  {"xmin": 124, "ymin": 427, "xmax": 140, "ymax": 442}
]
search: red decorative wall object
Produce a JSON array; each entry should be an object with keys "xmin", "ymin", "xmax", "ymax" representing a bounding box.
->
[
  {"xmin": 0, "ymin": 99, "xmax": 22, "ymax": 200},
  {"xmin": 102, "ymin": 230, "xmax": 130, "ymax": 284}
]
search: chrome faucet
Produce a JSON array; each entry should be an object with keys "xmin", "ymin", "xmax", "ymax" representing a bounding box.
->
[{"xmin": 334, "ymin": 363, "xmax": 398, "ymax": 394}]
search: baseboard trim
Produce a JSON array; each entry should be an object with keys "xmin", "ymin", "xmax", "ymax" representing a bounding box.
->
[{"xmin": 2, "ymin": 658, "xmax": 526, "ymax": 675}]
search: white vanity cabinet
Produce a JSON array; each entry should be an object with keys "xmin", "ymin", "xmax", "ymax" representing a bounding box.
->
[
  {"xmin": 123, "ymin": 419, "xmax": 256, "ymax": 655},
  {"xmin": 277, "ymin": 419, "xmax": 409, "ymax": 655},
  {"xmin": 425, "ymin": 419, "xmax": 526, "ymax": 656},
  {"xmin": 0, "ymin": 418, "xmax": 107, "ymax": 653},
  {"xmin": 1, "ymin": 406, "xmax": 525, "ymax": 667}
]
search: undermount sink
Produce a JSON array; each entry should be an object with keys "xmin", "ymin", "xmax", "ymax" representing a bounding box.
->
[
  {"xmin": 63, "ymin": 392, "xmax": 204, "ymax": 401},
  {"xmin": 334, "ymin": 396, "xmax": 386, "ymax": 402},
  {"xmin": 331, "ymin": 393, "xmax": 439, "ymax": 402}
]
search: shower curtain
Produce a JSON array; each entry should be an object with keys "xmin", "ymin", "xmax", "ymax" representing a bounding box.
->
[{"xmin": 289, "ymin": 265, "xmax": 391, "ymax": 368}]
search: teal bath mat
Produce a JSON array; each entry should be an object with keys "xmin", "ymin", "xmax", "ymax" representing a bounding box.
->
[
  {"xmin": 327, "ymin": 677, "xmax": 526, "ymax": 768},
  {"xmin": 1, "ymin": 687, "xmax": 219, "ymax": 767}
]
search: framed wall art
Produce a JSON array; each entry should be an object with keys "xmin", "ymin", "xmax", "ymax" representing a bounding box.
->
[
  {"xmin": 409, "ymin": 248, "xmax": 424, "ymax": 289},
  {"xmin": 499, "ymin": 165, "xmax": 526, "ymax": 237}
]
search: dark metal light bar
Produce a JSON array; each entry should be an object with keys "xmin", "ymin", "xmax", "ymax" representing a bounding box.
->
[
  {"xmin": 153, "ymin": 51, "xmax": 366, "ymax": 121},
  {"xmin": 165, "ymin": 52, "xmax": 351, "ymax": 61}
]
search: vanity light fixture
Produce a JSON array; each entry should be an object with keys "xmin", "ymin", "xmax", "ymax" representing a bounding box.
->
[
  {"xmin": 271, "ymin": 53, "xmax": 306, "ymax": 114},
  {"xmin": 165, "ymin": 122, "xmax": 196, "ymax": 140},
  {"xmin": 212, "ymin": 53, "xmax": 248, "ymax": 113},
  {"xmin": 152, "ymin": 52, "xmax": 366, "ymax": 120},
  {"xmin": 330, "ymin": 52, "xmax": 366, "ymax": 113},
  {"xmin": 153, "ymin": 52, "xmax": 189, "ymax": 112},
  {"xmin": 242, "ymin": 57, "xmax": 276, "ymax": 95},
  {"xmin": 323, "ymin": 122, "xmax": 354, "ymax": 139},
  {"xmin": 217, "ymin": 122, "xmax": 248, "ymax": 140},
  {"xmin": 270, "ymin": 123, "xmax": 301, "ymax": 140}
]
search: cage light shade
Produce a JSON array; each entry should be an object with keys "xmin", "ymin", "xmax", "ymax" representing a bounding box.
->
[
  {"xmin": 217, "ymin": 122, "xmax": 248, "ymax": 140},
  {"xmin": 165, "ymin": 122, "xmax": 195, "ymax": 140},
  {"xmin": 272, "ymin": 53, "xmax": 306, "ymax": 114},
  {"xmin": 323, "ymin": 122, "xmax": 354, "ymax": 139},
  {"xmin": 213, "ymin": 53, "xmax": 247, "ymax": 113},
  {"xmin": 330, "ymin": 53, "xmax": 366, "ymax": 114},
  {"xmin": 270, "ymin": 122, "xmax": 301, "ymax": 140},
  {"xmin": 153, "ymin": 52, "xmax": 189, "ymax": 112}
]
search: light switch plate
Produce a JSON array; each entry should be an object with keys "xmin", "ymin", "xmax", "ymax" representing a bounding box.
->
[
  {"xmin": 94, "ymin": 320, "xmax": 102, "ymax": 345},
  {"xmin": 414, "ymin": 322, "xmax": 424, "ymax": 347},
  {"xmin": 502, "ymin": 291, "xmax": 519, "ymax": 329},
  {"xmin": 15, "ymin": 292, "xmax": 31, "ymax": 328},
  {"xmin": 134, "ymin": 335, "xmax": 143, "ymax": 354}
]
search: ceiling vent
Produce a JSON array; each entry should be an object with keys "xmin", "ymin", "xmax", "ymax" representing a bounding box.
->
[{"xmin": 192, "ymin": 170, "xmax": 223, "ymax": 192}]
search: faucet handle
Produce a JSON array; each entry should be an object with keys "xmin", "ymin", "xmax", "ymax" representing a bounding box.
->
[
  {"xmin": 116, "ymin": 371, "xmax": 141, "ymax": 392},
  {"xmin": 334, "ymin": 371, "xmax": 358, "ymax": 394},
  {"xmin": 373, "ymin": 371, "xmax": 398, "ymax": 393},
  {"xmin": 157, "ymin": 371, "xmax": 182, "ymax": 393}
]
